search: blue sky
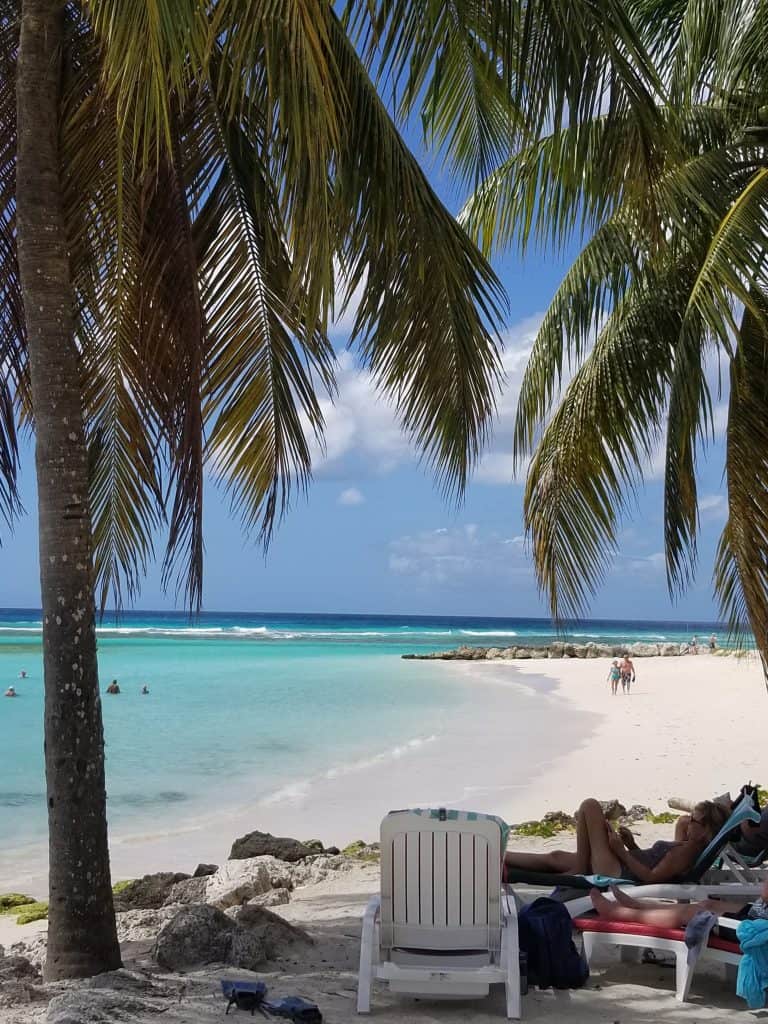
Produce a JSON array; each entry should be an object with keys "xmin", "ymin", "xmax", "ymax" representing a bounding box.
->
[{"xmin": 0, "ymin": 131, "xmax": 729, "ymax": 622}]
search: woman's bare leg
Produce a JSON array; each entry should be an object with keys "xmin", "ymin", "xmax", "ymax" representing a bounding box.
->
[
  {"xmin": 590, "ymin": 889, "xmax": 699, "ymax": 927},
  {"xmin": 504, "ymin": 850, "xmax": 581, "ymax": 873},
  {"xmin": 578, "ymin": 799, "xmax": 623, "ymax": 876}
]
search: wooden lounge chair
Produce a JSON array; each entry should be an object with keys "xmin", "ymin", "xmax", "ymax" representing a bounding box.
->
[{"xmin": 357, "ymin": 808, "xmax": 521, "ymax": 1018}]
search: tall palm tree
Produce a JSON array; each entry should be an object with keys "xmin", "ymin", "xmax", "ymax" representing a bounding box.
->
[
  {"xmin": 461, "ymin": 0, "xmax": 768, "ymax": 666},
  {"xmin": 6, "ymin": 0, "xmax": 514, "ymax": 978}
]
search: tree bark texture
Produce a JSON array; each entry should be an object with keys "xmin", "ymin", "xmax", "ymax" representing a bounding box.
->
[{"xmin": 15, "ymin": 0, "xmax": 121, "ymax": 979}]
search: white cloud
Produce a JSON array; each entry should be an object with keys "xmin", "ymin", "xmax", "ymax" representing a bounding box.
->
[
  {"xmin": 615, "ymin": 549, "xmax": 666, "ymax": 580},
  {"xmin": 388, "ymin": 525, "xmax": 533, "ymax": 586},
  {"xmin": 338, "ymin": 487, "xmax": 365, "ymax": 506},
  {"xmin": 699, "ymin": 493, "xmax": 727, "ymax": 522}
]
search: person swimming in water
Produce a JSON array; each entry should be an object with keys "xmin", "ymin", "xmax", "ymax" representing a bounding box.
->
[
  {"xmin": 140, "ymin": 684, "xmax": 149, "ymax": 695},
  {"xmin": 106, "ymin": 680, "xmax": 120, "ymax": 694},
  {"xmin": 4, "ymin": 686, "xmax": 16, "ymax": 697}
]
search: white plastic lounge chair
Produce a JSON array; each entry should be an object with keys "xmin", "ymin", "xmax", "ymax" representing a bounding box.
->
[{"xmin": 357, "ymin": 808, "xmax": 521, "ymax": 1019}]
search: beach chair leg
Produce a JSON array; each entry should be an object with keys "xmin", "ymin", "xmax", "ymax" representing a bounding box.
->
[
  {"xmin": 357, "ymin": 896, "xmax": 379, "ymax": 1013},
  {"xmin": 501, "ymin": 894, "xmax": 521, "ymax": 1019},
  {"xmin": 675, "ymin": 949, "xmax": 693, "ymax": 1002},
  {"xmin": 581, "ymin": 933, "xmax": 596, "ymax": 966},
  {"xmin": 725, "ymin": 962, "xmax": 738, "ymax": 985}
]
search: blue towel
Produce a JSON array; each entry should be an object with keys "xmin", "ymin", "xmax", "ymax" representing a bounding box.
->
[
  {"xmin": 736, "ymin": 919, "xmax": 768, "ymax": 1008},
  {"xmin": 684, "ymin": 910, "xmax": 717, "ymax": 966}
]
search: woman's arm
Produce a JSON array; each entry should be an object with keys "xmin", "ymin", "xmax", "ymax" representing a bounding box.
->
[{"xmin": 609, "ymin": 839, "xmax": 701, "ymax": 884}]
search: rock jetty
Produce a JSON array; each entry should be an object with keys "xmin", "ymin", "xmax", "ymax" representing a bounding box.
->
[{"xmin": 403, "ymin": 640, "xmax": 698, "ymax": 661}]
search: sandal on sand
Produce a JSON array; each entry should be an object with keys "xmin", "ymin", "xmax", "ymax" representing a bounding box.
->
[
  {"xmin": 221, "ymin": 980, "xmax": 268, "ymax": 1016},
  {"xmin": 640, "ymin": 950, "xmax": 675, "ymax": 968}
]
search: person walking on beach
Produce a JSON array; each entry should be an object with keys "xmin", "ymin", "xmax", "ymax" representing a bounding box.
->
[
  {"xmin": 691, "ymin": 635, "xmax": 699, "ymax": 654},
  {"xmin": 608, "ymin": 660, "xmax": 621, "ymax": 696},
  {"xmin": 619, "ymin": 653, "xmax": 635, "ymax": 693},
  {"xmin": 709, "ymin": 634, "xmax": 717, "ymax": 652}
]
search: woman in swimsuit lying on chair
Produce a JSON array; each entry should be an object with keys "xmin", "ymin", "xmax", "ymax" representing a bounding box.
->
[
  {"xmin": 588, "ymin": 877, "xmax": 768, "ymax": 927},
  {"xmin": 504, "ymin": 798, "xmax": 729, "ymax": 883}
]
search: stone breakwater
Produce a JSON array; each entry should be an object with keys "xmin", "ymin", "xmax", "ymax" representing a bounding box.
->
[{"xmin": 403, "ymin": 640, "xmax": 706, "ymax": 661}]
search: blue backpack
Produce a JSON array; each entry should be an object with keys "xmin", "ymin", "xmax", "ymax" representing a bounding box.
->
[{"xmin": 518, "ymin": 897, "xmax": 589, "ymax": 990}]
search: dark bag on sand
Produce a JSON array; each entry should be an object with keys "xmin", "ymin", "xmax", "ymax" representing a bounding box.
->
[
  {"xmin": 518, "ymin": 897, "xmax": 589, "ymax": 990},
  {"xmin": 221, "ymin": 980, "xmax": 268, "ymax": 1016},
  {"xmin": 264, "ymin": 997, "xmax": 322, "ymax": 1024}
]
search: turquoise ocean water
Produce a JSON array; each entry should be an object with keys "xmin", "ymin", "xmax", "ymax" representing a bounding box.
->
[{"xmin": 0, "ymin": 609, "xmax": 724, "ymax": 856}]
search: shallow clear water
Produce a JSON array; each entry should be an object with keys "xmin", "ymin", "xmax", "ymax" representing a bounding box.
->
[{"xmin": 0, "ymin": 609, "xmax": 726, "ymax": 852}]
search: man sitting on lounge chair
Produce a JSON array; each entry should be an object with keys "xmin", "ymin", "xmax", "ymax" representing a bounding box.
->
[
  {"xmin": 735, "ymin": 807, "xmax": 768, "ymax": 862},
  {"xmin": 504, "ymin": 798, "xmax": 729, "ymax": 884}
]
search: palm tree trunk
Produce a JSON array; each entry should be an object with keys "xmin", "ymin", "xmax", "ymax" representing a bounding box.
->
[{"xmin": 15, "ymin": 0, "xmax": 121, "ymax": 979}]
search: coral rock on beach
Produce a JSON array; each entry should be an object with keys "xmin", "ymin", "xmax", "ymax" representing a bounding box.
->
[
  {"xmin": 191, "ymin": 863, "xmax": 218, "ymax": 878},
  {"xmin": 153, "ymin": 904, "xmax": 310, "ymax": 972},
  {"xmin": 113, "ymin": 872, "xmax": 190, "ymax": 912},
  {"xmin": 229, "ymin": 830, "xmax": 315, "ymax": 862}
]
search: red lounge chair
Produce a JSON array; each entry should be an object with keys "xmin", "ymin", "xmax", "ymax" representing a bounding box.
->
[{"xmin": 572, "ymin": 914, "xmax": 741, "ymax": 1002}]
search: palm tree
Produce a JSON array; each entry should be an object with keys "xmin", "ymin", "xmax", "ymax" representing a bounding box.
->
[
  {"xmin": 6, "ymin": 0, "xmax": 512, "ymax": 978},
  {"xmin": 461, "ymin": 0, "xmax": 768, "ymax": 666}
]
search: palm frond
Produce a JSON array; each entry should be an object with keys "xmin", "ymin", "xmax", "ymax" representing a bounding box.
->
[
  {"xmin": 513, "ymin": 214, "xmax": 643, "ymax": 460},
  {"xmin": 524, "ymin": 266, "xmax": 689, "ymax": 620},
  {"xmin": 714, "ymin": 303, "xmax": 768, "ymax": 671},
  {"xmin": 330, "ymin": 13, "xmax": 505, "ymax": 495},
  {"xmin": 195, "ymin": 84, "xmax": 335, "ymax": 545}
]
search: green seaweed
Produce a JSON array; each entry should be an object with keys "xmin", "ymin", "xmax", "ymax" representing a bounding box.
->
[
  {"xmin": 757, "ymin": 787, "xmax": 768, "ymax": 807},
  {"xmin": 111, "ymin": 879, "xmax": 135, "ymax": 895},
  {"xmin": 645, "ymin": 811, "xmax": 677, "ymax": 824},
  {"xmin": 341, "ymin": 840, "xmax": 379, "ymax": 861},
  {"xmin": 14, "ymin": 901, "xmax": 48, "ymax": 925},
  {"xmin": 0, "ymin": 893, "xmax": 35, "ymax": 912},
  {"xmin": 513, "ymin": 819, "xmax": 572, "ymax": 839}
]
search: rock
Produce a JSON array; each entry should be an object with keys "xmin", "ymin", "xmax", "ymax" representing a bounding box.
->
[
  {"xmin": 625, "ymin": 804, "xmax": 652, "ymax": 822},
  {"xmin": 324, "ymin": 846, "xmax": 340, "ymax": 855},
  {"xmin": 245, "ymin": 888, "xmax": 291, "ymax": 908},
  {"xmin": 563, "ymin": 644, "xmax": 577, "ymax": 658},
  {"xmin": 113, "ymin": 872, "xmax": 190, "ymax": 912},
  {"xmin": 501, "ymin": 647, "xmax": 517, "ymax": 658},
  {"xmin": 192, "ymin": 863, "xmax": 218, "ymax": 878},
  {"xmin": 485, "ymin": 647, "xmax": 502, "ymax": 659},
  {"xmin": 116, "ymin": 907, "xmax": 178, "ymax": 943},
  {"xmin": 548, "ymin": 643, "xmax": 564, "ymax": 658},
  {"xmin": 0, "ymin": 955, "xmax": 39, "ymax": 982},
  {"xmin": 9, "ymin": 935, "xmax": 46, "ymax": 968},
  {"xmin": 599, "ymin": 800, "xmax": 627, "ymax": 820},
  {"xmin": 584, "ymin": 643, "xmax": 599, "ymax": 658},
  {"xmin": 301, "ymin": 840, "xmax": 325, "ymax": 854},
  {"xmin": 225, "ymin": 905, "xmax": 311, "ymax": 958},
  {"xmin": 630, "ymin": 642, "xmax": 660, "ymax": 657},
  {"xmin": 515, "ymin": 647, "xmax": 531, "ymax": 659},
  {"xmin": 82, "ymin": 970, "xmax": 155, "ymax": 993},
  {"xmin": 201, "ymin": 856, "xmax": 294, "ymax": 909},
  {"xmin": 229, "ymin": 831, "xmax": 315, "ymax": 862},
  {"xmin": 46, "ymin": 990, "xmax": 161, "ymax": 1023},
  {"xmin": 164, "ymin": 875, "xmax": 209, "ymax": 906},
  {"xmin": 542, "ymin": 810, "xmax": 576, "ymax": 829},
  {"xmin": 661, "ymin": 643, "xmax": 680, "ymax": 656},
  {"xmin": 153, "ymin": 905, "xmax": 264, "ymax": 971},
  {"xmin": 153, "ymin": 904, "xmax": 310, "ymax": 971},
  {"xmin": 596, "ymin": 644, "xmax": 613, "ymax": 657}
]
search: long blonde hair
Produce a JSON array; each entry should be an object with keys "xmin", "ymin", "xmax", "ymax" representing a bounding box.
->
[{"xmin": 693, "ymin": 800, "xmax": 729, "ymax": 840}]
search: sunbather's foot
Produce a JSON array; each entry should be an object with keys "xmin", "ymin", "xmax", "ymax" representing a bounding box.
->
[
  {"xmin": 609, "ymin": 884, "xmax": 642, "ymax": 908},
  {"xmin": 590, "ymin": 888, "xmax": 615, "ymax": 915}
]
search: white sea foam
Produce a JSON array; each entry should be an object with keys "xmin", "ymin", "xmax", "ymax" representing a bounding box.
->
[
  {"xmin": 459, "ymin": 629, "xmax": 518, "ymax": 637},
  {"xmin": 257, "ymin": 735, "xmax": 439, "ymax": 807}
]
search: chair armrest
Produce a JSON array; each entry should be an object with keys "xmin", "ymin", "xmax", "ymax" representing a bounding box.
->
[{"xmin": 362, "ymin": 894, "xmax": 381, "ymax": 927}]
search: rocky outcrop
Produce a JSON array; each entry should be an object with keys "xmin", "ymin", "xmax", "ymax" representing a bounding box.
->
[
  {"xmin": 153, "ymin": 904, "xmax": 310, "ymax": 972},
  {"xmin": 163, "ymin": 875, "xmax": 209, "ymax": 906},
  {"xmin": 192, "ymin": 863, "xmax": 218, "ymax": 878},
  {"xmin": 229, "ymin": 830, "xmax": 315, "ymax": 862},
  {"xmin": 46, "ymin": 989, "xmax": 161, "ymax": 1023},
  {"xmin": 116, "ymin": 907, "xmax": 178, "ymax": 943},
  {"xmin": 402, "ymin": 640, "xmax": 710, "ymax": 661},
  {"xmin": 113, "ymin": 872, "xmax": 190, "ymax": 912}
]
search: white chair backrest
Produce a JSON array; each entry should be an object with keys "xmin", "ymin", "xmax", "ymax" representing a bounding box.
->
[{"xmin": 379, "ymin": 810, "xmax": 503, "ymax": 953}]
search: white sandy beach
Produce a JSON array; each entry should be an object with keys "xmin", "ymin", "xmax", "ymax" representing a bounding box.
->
[
  {"xmin": 2, "ymin": 653, "xmax": 765, "ymax": 1021},
  {"xmin": 2, "ymin": 653, "xmax": 765, "ymax": 898}
]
